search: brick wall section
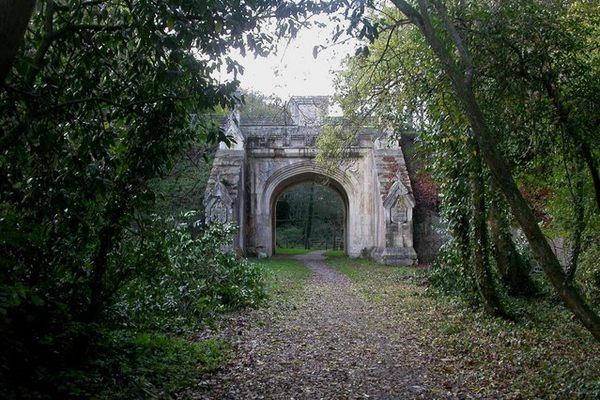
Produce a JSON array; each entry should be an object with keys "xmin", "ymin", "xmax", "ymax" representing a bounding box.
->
[{"xmin": 374, "ymin": 150, "xmax": 413, "ymax": 201}]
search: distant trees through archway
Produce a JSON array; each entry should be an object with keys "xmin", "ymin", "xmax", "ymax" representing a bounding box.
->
[{"xmin": 274, "ymin": 181, "xmax": 345, "ymax": 252}]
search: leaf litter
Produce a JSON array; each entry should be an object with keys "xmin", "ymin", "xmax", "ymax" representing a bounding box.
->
[{"xmin": 188, "ymin": 252, "xmax": 477, "ymax": 399}]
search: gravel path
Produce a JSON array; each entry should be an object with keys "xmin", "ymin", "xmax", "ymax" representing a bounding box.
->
[{"xmin": 194, "ymin": 252, "xmax": 462, "ymax": 399}]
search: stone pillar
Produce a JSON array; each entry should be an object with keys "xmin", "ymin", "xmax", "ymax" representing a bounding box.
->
[
  {"xmin": 379, "ymin": 188, "xmax": 417, "ymax": 265},
  {"xmin": 204, "ymin": 109, "xmax": 246, "ymax": 252},
  {"xmin": 373, "ymin": 142, "xmax": 418, "ymax": 266}
]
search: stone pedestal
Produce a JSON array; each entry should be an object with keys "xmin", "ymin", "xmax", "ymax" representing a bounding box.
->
[{"xmin": 376, "ymin": 247, "xmax": 418, "ymax": 266}]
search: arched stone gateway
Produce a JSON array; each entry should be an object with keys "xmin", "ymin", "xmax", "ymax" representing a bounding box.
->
[{"xmin": 205, "ymin": 96, "xmax": 417, "ymax": 265}]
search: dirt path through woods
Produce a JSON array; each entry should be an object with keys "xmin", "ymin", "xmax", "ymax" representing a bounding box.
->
[{"xmin": 194, "ymin": 252, "xmax": 470, "ymax": 399}]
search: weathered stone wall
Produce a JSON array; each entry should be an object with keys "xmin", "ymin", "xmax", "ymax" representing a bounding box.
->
[
  {"xmin": 244, "ymin": 133, "xmax": 382, "ymax": 258},
  {"xmin": 205, "ymin": 96, "xmax": 419, "ymax": 265}
]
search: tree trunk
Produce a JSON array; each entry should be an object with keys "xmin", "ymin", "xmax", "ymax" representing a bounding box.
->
[
  {"xmin": 82, "ymin": 191, "xmax": 130, "ymax": 322},
  {"xmin": 579, "ymin": 141, "xmax": 600, "ymax": 213},
  {"xmin": 0, "ymin": 0, "xmax": 36, "ymax": 84},
  {"xmin": 453, "ymin": 81, "xmax": 600, "ymax": 340},
  {"xmin": 390, "ymin": 0, "xmax": 600, "ymax": 340},
  {"xmin": 332, "ymin": 228, "xmax": 336, "ymax": 251},
  {"xmin": 543, "ymin": 74, "xmax": 600, "ymax": 213},
  {"xmin": 471, "ymin": 150, "xmax": 507, "ymax": 317},
  {"xmin": 455, "ymin": 208, "xmax": 472, "ymax": 289}
]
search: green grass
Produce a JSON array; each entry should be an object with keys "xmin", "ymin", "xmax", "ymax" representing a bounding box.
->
[
  {"xmin": 251, "ymin": 258, "xmax": 311, "ymax": 301},
  {"xmin": 325, "ymin": 256, "xmax": 600, "ymax": 399},
  {"xmin": 324, "ymin": 249, "xmax": 345, "ymax": 257},
  {"xmin": 327, "ymin": 256, "xmax": 417, "ymax": 284},
  {"xmin": 54, "ymin": 331, "xmax": 228, "ymax": 400},
  {"xmin": 329, "ymin": 260, "xmax": 363, "ymax": 281},
  {"xmin": 274, "ymin": 247, "xmax": 312, "ymax": 255}
]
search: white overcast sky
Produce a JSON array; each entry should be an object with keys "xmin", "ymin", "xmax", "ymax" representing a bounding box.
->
[{"xmin": 218, "ymin": 16, "xmax": 358, "ymax": 101}]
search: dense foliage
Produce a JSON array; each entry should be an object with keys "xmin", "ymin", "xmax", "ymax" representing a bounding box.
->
[
  {"xmin": 326, "ymin": 0, "xmax": 600, "ymax": 337},
  {"xmin": 117, "ymin": 219, "xmax": 265, "ymax": 331},
  {"xmin": 240, "ymin": 90, "xmax": 288, "ymax": 119},
  {"xmin": 151, "ymin": 144, "xmax": 215, "ymax": 218},
  {"xmin": 0, "ymin": 0, "xmax": 320, "ymax": 397}
]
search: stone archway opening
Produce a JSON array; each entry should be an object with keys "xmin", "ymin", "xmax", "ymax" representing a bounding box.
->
[
  {"xmin": 205, "ymin": 96, "xmax": 417, "ymax": 265},
  {"xmin": 271, "ymin": 174, "xmax": 348, "ymax": 254}
]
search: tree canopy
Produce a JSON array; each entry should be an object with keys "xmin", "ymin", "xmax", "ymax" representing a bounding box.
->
[{"xmin": 0, "ymin": 0, "xmax": 321, "ymax": 397}]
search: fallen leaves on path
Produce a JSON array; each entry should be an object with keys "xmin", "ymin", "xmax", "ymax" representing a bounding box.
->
[{"xmin": 188, "ymin": 253, "xmax": 475, "ymax": 399}]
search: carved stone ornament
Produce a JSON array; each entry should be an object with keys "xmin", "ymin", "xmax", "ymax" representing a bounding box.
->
[
  {"xmin": 382, "ymin": 180, "xmax": 415, "ymax": 249},
  {"xmin": 342, "ymin": 159, "xmax": 360, "ymax": 176},
  {"xmin": 382, "ymin": 180, "xmax": 413, "ymax": 210},
  {"xmin": 391, "ymin": 201, "xmax": 408, "ymax": 224},
  {"xmin": 220, "ymin": 109, "xmax": 245, "ymax": 150},
  {"xmin": 225, "ymin": 109, "xmax": 240, "ymax": 136},
  {"xmin": 205, "ymin": 177, "xmax": 233, "ymax": 224}
]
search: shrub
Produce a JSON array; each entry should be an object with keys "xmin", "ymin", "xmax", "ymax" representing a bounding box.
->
[
  {"xmin": 577, "ymin": 242, "xmax": 600, "ymax": 307},
  {"xmin": 34, "ymin": 330, "xmax": 228, "ymax": 400},
  {"xmin": 0, "ymin": 210, "xmax": 265, "ymax": 398},
  {"xmin": 116, "ymin": 215, "xmax": 266, "ymax": 331},
  {"xmin": 427, "ymin": 239, "xmax": 476, "ymax": 299}
]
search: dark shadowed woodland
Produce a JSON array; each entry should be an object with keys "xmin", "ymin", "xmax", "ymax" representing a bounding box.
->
[{"xmin": 1, "ymin": 1, "xmax": 599, "ymax": 398}]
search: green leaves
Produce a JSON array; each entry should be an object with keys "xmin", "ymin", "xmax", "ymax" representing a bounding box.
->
[
  {"xmin": 117, "ymin": 217, "xmax": 266, "ymax": 330},
  {"xmin": 333, "ymin": 0, "xmax": 600, "ymax": 333},
  {"xmin": 0, "ymin": 0, "xmax": 323, "ymax": 396}
]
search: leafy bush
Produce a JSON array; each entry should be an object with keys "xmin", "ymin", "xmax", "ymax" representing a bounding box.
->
[
  {"xmin": 27, "ymin": 330, "xmax": 228, "ymax": 400},
  {"xmin": 577, "ymin": 242, "xmax": 600, "ymax": 307},
  {"xmin": 1, "ymin": 215, "xmax": 264, "ymax": 399},
  {"xmin": 427, "ymin": 240, "xmax": 477, "ymax": 299},
  {"xmin": 116, "ymin": 215, "xmax": 266, "ymax": 331}
]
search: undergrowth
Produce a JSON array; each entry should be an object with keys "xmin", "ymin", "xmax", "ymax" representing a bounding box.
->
[
  {"xmin": 3, "ymin": 221, "xmax": 266, "ymax": 400},
  {"xmin": 51, "ymin": 331, "xmax": 228, "ymax": 400},
  {"xmin": 274, "ymin": 247, "xmax": 313, "ymax": 255},
  {"xmin": 254, "ymin": 257, "xmax": 312, "ymax": 302},
  {"xmin": 324, "ymin": 249, "xmax": 345, "ymax": 257}
]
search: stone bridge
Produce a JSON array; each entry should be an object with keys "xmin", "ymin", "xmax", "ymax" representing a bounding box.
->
[{"xmin": 204, "ymin": 96, "xmax": 417, "ymax": 265}]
